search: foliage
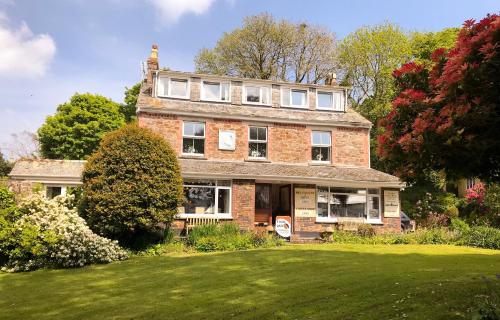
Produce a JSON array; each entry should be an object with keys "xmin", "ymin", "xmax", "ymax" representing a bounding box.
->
[
  {"xmin": 460, "ymin": 183, "xmax": 500, "ymax": 227},
  {"xmin": 409, "ymin": 28, "xmax": 460, "ymax": 65},
  {"xmin": 195, "ymin": 13, "xmax": 337, "ymax": 84},
  {"xmin": 38, "ymin": 93, "xmax": 125, "ymax": 160},
  {"xmin": 484, "ymin": 183, "xmax": 500, "ymax": 221},
  {"xmin": 80, "ymin": 124, "xmax": 183, "ymax": 248},
  {"xmin": 0, "ymin": 152, "xmax": 12, "ymax": 176},
  {"xmin": 357, "ymin": 224, "xmax": 375, "ymax": 237},
  {"xmin": 1, "ymin": 192, "xmax": 127, "ymax": 272},
  {"xmin": 378, "ymin": 15, "xmax": 500, "ymax": 183},
  {"xmin": 120, "ymin": 83, "xmax": 141, "ymax": 123},
  {"xmin": 187, "ymin": 223, "xmax": 283, "ymax": 252}
]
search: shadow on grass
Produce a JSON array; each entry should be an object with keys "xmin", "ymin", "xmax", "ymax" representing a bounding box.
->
[{"xmin": 1, "ymin": 245, "xmax": 499, "ymax": 320}]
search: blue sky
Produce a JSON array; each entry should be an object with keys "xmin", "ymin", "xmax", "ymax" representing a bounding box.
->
[{"xmin": 0, "ymin": 0, "xmax": 499, "ymax": 158}]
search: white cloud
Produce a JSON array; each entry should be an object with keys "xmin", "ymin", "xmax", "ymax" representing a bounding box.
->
[
  {"xmin": 148, "ymin": 0, "xmax": 216, "ymax": 24},
  {"xmin": 0, "ymin": 12, "xmax": 56, "ymax": 78}
]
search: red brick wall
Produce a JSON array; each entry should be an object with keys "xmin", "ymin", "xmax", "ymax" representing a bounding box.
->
[
  {"xmin": 269, "ymin": 123, "xmax": 311, "ymax": 164},
  {"xmin": 332, "ymin": 127, "xmax": 370, "ymax": 167},
  {"xmin": 138, "ymin": 112, "xmax": 182, "ymax": 154},
  {"xmin": 206, "ymin": 120, "xmax": 247, "ymax": 161},
  {"xmin": 231, "ymin": 179, "xmax": 255, "ymax": 230}
]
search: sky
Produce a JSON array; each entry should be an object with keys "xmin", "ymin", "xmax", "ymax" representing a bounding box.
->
[{"xmin": 0, "ymin": 0, "xmax": 499, "ymax": 158}]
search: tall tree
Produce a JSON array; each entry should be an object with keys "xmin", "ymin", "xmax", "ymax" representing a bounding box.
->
[
  {"xmin": 120, "ymin": 83, "xmax": 141, "ymax": 123},
  {"xmin": 409, "ymin": 28, "xmax": 460, "ymax": 66},
  {"xmin": 0, "ymin": 151, "xmax": 12, "ymax": 177},
  {"xmin": 378, "ymin": 15, "xmax": 500, "ymax": 183},
  {"xmin": 38, "ymin": 93, "xmax": 125, "ymax": 160},
  {"xmin": 195, "ymin": 13, "xmax": 337, "ymax": 84}
]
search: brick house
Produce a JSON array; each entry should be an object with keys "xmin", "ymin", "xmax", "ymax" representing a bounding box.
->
[{"xmin": 136, "ymin": 45, "xmax": 404, "ymax": 237}]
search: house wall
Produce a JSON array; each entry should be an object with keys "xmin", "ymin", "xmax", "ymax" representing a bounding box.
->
[{"xmin": 138, "ymin": 112, "xmax": 370, "ymax": 167}]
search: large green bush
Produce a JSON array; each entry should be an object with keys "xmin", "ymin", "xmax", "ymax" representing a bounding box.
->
[
  {"xmin": 80, "ymin": 124, "xmax": 184, "ymax": 247},
  {"xmin": 187, "ymin": 223, "xmax": 283, "ymax": 252},
  {"xmin": 1, "ymin": 192, "xmax": 127, "ymax": 272}
]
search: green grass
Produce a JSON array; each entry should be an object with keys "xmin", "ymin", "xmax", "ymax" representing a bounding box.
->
[{"xmin": 1, "ymin": 244, "xmax": 499, "ymax": 320}]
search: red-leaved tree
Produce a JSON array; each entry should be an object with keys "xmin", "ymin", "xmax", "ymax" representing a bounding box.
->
[{"xmin": 378, "ymin": 14, "xmax": 500, "ymax": 183}]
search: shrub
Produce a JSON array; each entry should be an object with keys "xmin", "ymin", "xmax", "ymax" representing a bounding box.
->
[
  {"xmin": 187, "ymin": 223, "xmax": 283, "ymax": 252},
  {"xmin": 80, "ymin": 124, "xmax": 183, "ymax": 248},
  {"xmin": 357, "ymin": 224, "xmax": 376, "ymax": 237},
  {"xmin": 1, "ymin": 193, "xmax": 127, "ymax": 272},
  {"xmin": 461, "ymin": 226, "xmax": 500, "ymax": 250}
]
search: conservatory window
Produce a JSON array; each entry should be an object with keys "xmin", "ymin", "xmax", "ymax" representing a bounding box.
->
[{"xmin": 179, "ymin": 180, "xmax": 232, "ymax": 216}]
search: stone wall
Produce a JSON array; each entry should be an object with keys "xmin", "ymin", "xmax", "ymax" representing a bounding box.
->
[
  {"xmin": 332, "ymin": 127, "xmax": 370, "ymax": 167},
  {"xmin": 268, "ymin": 123, "xmax": 311, "ymax": 164}
]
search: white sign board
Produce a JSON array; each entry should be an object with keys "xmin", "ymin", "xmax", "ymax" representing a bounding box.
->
[
  {"xmin": 384, "ymin": 190, "xmax": 400, "ymax": 218},
  {"xmin": 275, "ymin": 218, "xmax": 291, "ymax": 238},
  {"xmin": 218, "ymin": 130, "xmax": 236, "ymax": 150},
  {"xmin": 294, "ymin": 188, "xmax": 316, "ymax": 217}
]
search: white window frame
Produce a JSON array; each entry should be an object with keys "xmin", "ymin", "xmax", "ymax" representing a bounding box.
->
[
  {"xmin": 311, "ymin": 131, "xmax": 332, "ymax": 163},
  {"xmin": 248, "ymin": 126, "xmax": 268, "ymax": 159},
  {"xmin": 466, "ymin": 178, "xmax": 476, "ymax": 189},
  {"xmin": 178, "ymin": 180, "xmax": 232, "ymax": 218},
  {"xmin": 316, "ymin": 90, "xmax": 346, "ymax": 111},
  {"xmin": 243, "ymin": 84, "xmax": 272, "ymax": 106},
  {"xmin": 201, "ymin": 80, "xmax": 231, "ymax": 102},
  {"xmin": 182, "ymin": 121, "xmax": 205, "ymax": 156},
  {"xmin": 45, "ymin": 185, "xmax": 68, "ymax": 198},
  {"xmin": 157, "ymin": 77, "xmax": 190, "ymax": 99},
  {"xmin": 281, "ymin": 87, "xmax": 309, "ymax": 109},
  {"xmin": 315, "ymin": 187, "xmax": 382, "ymax": 224}
]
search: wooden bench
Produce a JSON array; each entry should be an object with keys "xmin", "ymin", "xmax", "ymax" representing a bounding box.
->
[{"xmin": 185, "ymin": 216, "xmax": 221, "ymax": 235}]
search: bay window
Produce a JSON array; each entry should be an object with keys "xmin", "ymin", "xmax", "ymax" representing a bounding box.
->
[
  {"xmin": 282, "ymin": 88, "xmax": 308, "ymax": 108},
  {"xmin": 157, "ymin": 77, "xmax": 189, "ymax": 99},
  {"xmin": 311, "ymin": 131, "xmax": 331, "ymax": 163},
  {"xmin": 244, "ymin": 85, "xmax": 271, "ymax": 105},
  {"xmin": 183, "ymin": 122, "xmax": 205, "ymax": 155},
  {"xmin": 248, "ymin": 126, "xmax": 267, "ymax": 159},
  {"xmin": 202, "ymin": 80, "xmax": 230, "ymax": 102},
  {"xmin": 179, "ymin": 180, "xmax": 232, "ymax": 216},
  {"xmin": 316, "ymin": 187, "xmax": 381, "ymax": 222}
]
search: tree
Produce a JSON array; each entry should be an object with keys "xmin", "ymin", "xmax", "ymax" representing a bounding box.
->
[
  {"xmin": 0, "ymin": 151, "xmax": 12, "ymax": 177},
  {"xmin": 410, "ymin": 28, "xmax": 460, "ymax": 66},
  {"xmin": 195, "ymin": 13, "xmax": 337, "ymax": 84},
  {"xmin": 38, "ymin": 93, "xmax": 125, "ymax": 160},
  {"xmin": 378, "ymin": 14, "xmax": 500, "ymax": 183},
  {"xmin": 80, "ymin": 124, "xmax": 184, "ymax": 247},
  {"xmin": 120, "ymin": 83, "xmax": 141, "ymax": 123}
]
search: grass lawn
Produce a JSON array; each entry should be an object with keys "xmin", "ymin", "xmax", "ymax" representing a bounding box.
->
[{"xmin": 1, "ymin": 244, "xmax": 499, "ymax": 320}]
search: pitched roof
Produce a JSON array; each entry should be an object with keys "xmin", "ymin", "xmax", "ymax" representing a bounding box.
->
[
  {"xmin": 137, "ymin": 96, "xmax": 371, "ymax": 128},
  {"xmin": 179, "ymin": 159, "xmax": 403, "ymax": 187},
  {"xmin": 9, "ymin": 159, "xmax": 85, "ymax": 184}
]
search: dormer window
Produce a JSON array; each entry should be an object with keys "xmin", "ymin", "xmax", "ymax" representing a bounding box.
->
[
  {"xmin": 201, "ymin": 80, "xmax": 230, "ymax": 102},
  {"xmin": 243, "ymin": 85, "xmax": 271, "ymax": 105},
  {"xmin": 282, "ymin": 88, "xmax": 308, "ymax": 108},
  {"xmin": 157, "ymin": 77, "xmax": 189, "ymax": 99},
  {"xmin": 317, "ymin": 90, "xmax": 345, "ymax": 111}
]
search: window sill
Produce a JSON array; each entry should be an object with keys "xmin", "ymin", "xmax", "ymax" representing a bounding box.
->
[
  {"xmin": 180, "ymin": 154, "xmax": 207, "ymax": 160},
  {"xmin": 157, "ymin": 95, "xmax": 190, "ymax": 100},
  {"xmin": 281, "ymin": 105, "xmax": 309, "ymax": 110},
  {"xmin": 245, "ymin": 158, "xmax": 271, "ymax": 163},
  {"xmin": 243, "ymin": 102, "xmax": 272, "ymax": 107},
  {"xmin": 316, "ymin": 218, "xmax": 338, "ymax": 224},
  {"xmin": 175, "ymin": 214, "xmax": 233, "ymax": 220},
  {"xmin": 309, "ymin": 161, "xmax": 331, "ymax": 166},
  {"xmin": 200, "ymin": 99, "xmax": 232, "ymax": 104}
]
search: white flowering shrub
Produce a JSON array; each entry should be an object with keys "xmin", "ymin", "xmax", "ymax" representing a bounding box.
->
[{"xmin": 2, "ymin": 192, "xmax": 127, "ymax": 272}]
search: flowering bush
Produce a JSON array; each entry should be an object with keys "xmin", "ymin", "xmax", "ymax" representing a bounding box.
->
[
  {"xmin": 2, "ymin": 193, "xmax": 128, "ymax": 272},
  {"xmin": 461, "ymin": 183, "xmax": 500, "ymax": 227}
]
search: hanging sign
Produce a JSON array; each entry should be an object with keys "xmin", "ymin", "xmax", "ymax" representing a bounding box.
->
[
  {"xmin": 294, "ymin": 188, "xmax": 316, "ymax": 217},
  {"xmin": 275, "ymin": 216, "xmax": 291, "ymax": 238},
  {"xmin": 384, "ymin": 190, "xmax": 400, "ymax": 218}
]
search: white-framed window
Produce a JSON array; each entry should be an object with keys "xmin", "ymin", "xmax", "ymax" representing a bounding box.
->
[
  {"xmin": 182, "ymin": 122, "xmax": 205, "ymax": 156},
  {"xmin": 248, "ymin": 126, "xmax": 267, "ymax": 159},
  {"xmin": 201, "ymin": 80, "xmax": 231, "ymax": 102},
  {"xmin": 316, "ymin": 187, "xmax": 381, "ymax": 223},
  {"xmin": 178, "ymin": 180, "xmax": 232, "ymax": 217},
  {"xmin": 243, "ymin": 84, "xmax": 271, "ymax": 105},
  {"xmin": 45, "ymin": 185, "xmax": 67, "ymax": 199},
  {"xmin": 281, "ymin": 87, "xmax": 308, "ymax": 108},
  {"xmin": 466, "ymin": 178, "xmax": 476, "ymax": 189},
  {"xmin": 311, "ymin": 131, "xmax": 331, "ymax": 163},
  {"xmin": 316, "ymin": 90, "xmax": 346, "ymax": 111},
  {"xmin": 157, "ymin": 77, "xmax": 190, "ymax": 99}
]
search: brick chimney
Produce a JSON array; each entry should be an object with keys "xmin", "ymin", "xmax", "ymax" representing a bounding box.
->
[
  {"xmin": 146, "ymin": 44, "xmax": 159, "ymax": 85},
  {"xmin": 325, "ymin": 72, "xmax": 337, "ymax": 86}
]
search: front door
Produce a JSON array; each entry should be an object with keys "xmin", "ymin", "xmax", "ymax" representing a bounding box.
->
[{"xmin": 255, "ymin": 183, "xmax": 272, "ymax": 224}]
